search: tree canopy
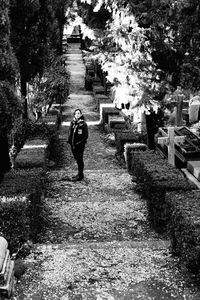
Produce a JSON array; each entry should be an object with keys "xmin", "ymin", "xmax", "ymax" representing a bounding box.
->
[{"xmin": 77, "ymin": 0, "xmax": 200, "ymax": 114}]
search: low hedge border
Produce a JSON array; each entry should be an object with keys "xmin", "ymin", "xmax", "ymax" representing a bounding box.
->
[
  {"xmin": 15, "ymin": 139, "xmax": 48, "ymax": 169},
  {"xmin": 0, "ymin": 168, "xmax": 47, "ymax": 253},
  {"xmin": 130, "ymin": 150, "xmax": 197, "ymax": 231},
  {"xmin": 124, "ymin": 143, "xmax": 148, "ymax": 170},
  {"xmin": 101, "ymin": 107, "xmax": 120, "ymax": 126},
  {"xmin": 166, "ymin": 190, "xmax": 200, "ymax": 274},
  {"xmin": 115, "ymin": 130, "xmax": 147, "ymax": 156}
]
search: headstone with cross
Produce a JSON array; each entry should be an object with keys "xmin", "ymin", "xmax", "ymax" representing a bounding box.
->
[{"xmin": 157, "ymin": 127, "xmax": 185, "ymax": 166}]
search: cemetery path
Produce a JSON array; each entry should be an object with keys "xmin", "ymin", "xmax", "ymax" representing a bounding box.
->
[{"xmin": 13, "ymin": 43, "xmax": 200, "ymax": 300}]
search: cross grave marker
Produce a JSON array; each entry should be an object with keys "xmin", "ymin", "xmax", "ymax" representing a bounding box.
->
[{"xmin": 157, "ymin": 127, "xmax": 185, "ymax": 166}]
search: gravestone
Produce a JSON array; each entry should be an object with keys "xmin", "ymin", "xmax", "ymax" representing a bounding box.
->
[
  {"xmin": 108, "ymin": 115, "xmax": 126, "ymax": 131},
  {"xmin": 0, "ymin": 237, "xmax": 15, "ymax": 299},
  {"xmin": 189, "ymin": 96, "xmax": 200, "ymax": 124}
]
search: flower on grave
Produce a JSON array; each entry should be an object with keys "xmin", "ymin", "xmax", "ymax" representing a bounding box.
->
[
  {"xmin": 9, "ymin": 145, "xmax": 17, "ymax": 169},
  {"xmin": 9, "ymin": 145, "xmax": 17, "ymax": 158}
]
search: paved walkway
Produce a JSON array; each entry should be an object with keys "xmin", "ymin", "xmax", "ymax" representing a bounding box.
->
[{"xmin": 14, "ymin": 43, "xmax": 200, "ymax": 300}]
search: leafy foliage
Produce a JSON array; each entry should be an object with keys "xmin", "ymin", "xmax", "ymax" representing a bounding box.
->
[
  {"xmin": 29, "ymin": 55, "xmax": 70, "ymax": 114},
  {"xmin": 0, "ymin": 81, "xmax": 22, "ymax": 132},
  {"xmin": 78, "ymin": 0, "xmax": 200, "ymax": 114},
  {"xmin": 0, "ymin": 0, "xmax": 18, "ymax": 83}
]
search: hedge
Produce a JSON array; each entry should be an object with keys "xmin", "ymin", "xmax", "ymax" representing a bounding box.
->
[
  {"xmin": 0, "ymin": 168, "xmax": 46, "ymax": 252},
  {"xmin": 101, "ymin": 107, "xmax": 120, "ymax": 125},
  {"xmin": 124, "ymin": 143, "xmax": 148, "ymax": 170},
  {"xmin": 130, "ymin": 150, "xmax": 197, "ymax": 231},
  {"xmin": 115, "ymin": 130, "xmax": 147, "ymax": 156},
  {"xmin": 15, "ymin": 139, "xmax": 48, "ymax": 169},
  {"xmin": 166, "ymin": 190, "xmax": 200, "ymax": 274}
]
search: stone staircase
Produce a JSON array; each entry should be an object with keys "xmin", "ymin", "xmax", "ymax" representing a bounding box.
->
[{"xmin": 13, "ymin": 42, "xmax": 200, "ymax": 299}]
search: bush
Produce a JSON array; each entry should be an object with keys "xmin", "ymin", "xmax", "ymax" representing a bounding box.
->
[
  {"xmin": 115, "ymin": 130, "xmax": 147, "ymax": 156},
  {"xmin": 12, "ymin": 119, "xmax": 53, "ymax": 154},
  {"xmin": 130, "ymin": 150, "xmax": 196, "ymax": 231},
  {"xmin": 166, "ymin": 190, "xmax": 200, "ymax": 273},
  {"xmin": 0, "ymin": 195, "xmax": 30, "ymax": 253},
  {"xmin": 101, "ymin": 107, "xmax": 120, "ymax": 125},
  {"xmin": 15, "ymin": 143, "xmax": 48, "ymax": 169},
  {"xmin": 124, "ymin": 143, "xmax": 147, "ymax": 171},
  {"xmin": 0, "ymin": 168, "xmax": 46, "ymax": 252},
  {"xmin": 11, "ymin": 117, "xmax": 60, "ymax": 169}
]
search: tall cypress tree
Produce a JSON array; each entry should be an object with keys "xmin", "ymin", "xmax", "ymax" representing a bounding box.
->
[{"xmin": 0, "ymin": 0, "xmax": 19, "ymax": 178}]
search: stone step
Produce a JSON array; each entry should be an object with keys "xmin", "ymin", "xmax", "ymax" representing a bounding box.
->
[
  {"xmin": 39, "ymin": 239, "xmax": 170, "ymax": 251},
  {"xmin": 187, "ymin": 160, "xmax": 200, "ymax": 181},
  {"xmin": 20, "ymin": 239, "xmax": 194, "ymax": 300},
  {"xmin": 182, "ymin": 168, "xmax": 200, "ymax": 189}
]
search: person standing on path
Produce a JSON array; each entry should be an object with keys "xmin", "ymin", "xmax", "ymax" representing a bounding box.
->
[{"xmin": 67, "ymin": 109, "xmax": 88, "ymax": 181}]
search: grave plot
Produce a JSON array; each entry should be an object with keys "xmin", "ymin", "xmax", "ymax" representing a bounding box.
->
[
  {"xmin": 14, "ymin": 139, "xmax": 48, "ymax": 169},
  {"xmin": 101, "ymin": 106, "xmax": 120, "ymax": 128},
  {"xmin": 95, "ymin": 94, "xmax": 112, "ymax": 112},
  {"xmin": 156, "ymin": 126, "xmax": 200, "ymax": 184},
  {"xmin": 156, "ymin": 126, "xmax": 200, "ymax": 167},
  {"xmin": 93, "ymin": 85, "xmax": 106, "ymax": 98},
  {"xmin": 108, "ymin": 115, "xmax": 127, "ymax": 132}
]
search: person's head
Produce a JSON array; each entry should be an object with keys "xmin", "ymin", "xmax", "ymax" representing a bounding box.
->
[{"xmin": 74, "ymin": 109, "xmax": 84, "ymax": 120}]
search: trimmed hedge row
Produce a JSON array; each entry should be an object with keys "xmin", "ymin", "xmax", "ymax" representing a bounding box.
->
[
  {"xmin": 101, "ymin": 107, "xmax": 120, "ymax": 125},
  {"xmin": 0, "ymin": 168, "xmax": 46, "ymax": 252},
  {"xmin": 15, "ymin": 139, "xmax": 48, "ymax": 169},
  {"xmin": 115, "ymin": 130, "xmax": 147, "ymax": 156},
  {"xmin": 124, "ymin": 143, "xmax": 148, "ymax": 170},
  {"xmin": 165, "ymin": 190, "xmax": 200, "ymax": 273},
  {"xmin": 129, "ymin": 150, "xmax": 197, "ymax": 231}
]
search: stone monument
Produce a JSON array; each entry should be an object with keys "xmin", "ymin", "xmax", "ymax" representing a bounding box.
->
[{"xmin": 0, "ymin": 237, "xmax": 15, "ymax": 299}]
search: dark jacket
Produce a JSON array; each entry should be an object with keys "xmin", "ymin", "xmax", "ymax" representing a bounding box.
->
[{"xmin": 68, "ymin": 116, "xmax": 88, "ymax": 148}]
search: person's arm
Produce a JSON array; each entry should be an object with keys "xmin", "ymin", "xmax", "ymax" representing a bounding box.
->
[{"xmin": 67, "ymin": 122, "xmax": 73, "ymax": 144}]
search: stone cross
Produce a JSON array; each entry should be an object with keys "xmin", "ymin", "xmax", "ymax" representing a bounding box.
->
[{"xmin": 157, "ymin": 127, "xmax": 185, "ymax": 166}]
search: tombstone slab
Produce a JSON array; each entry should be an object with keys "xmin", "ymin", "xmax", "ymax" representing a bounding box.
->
[
  {"xmin": 108, "ymin": 116, "xmax": 126, "ymax": 131},
  {"xmin": 187, "ymin": 160, "xmax": 200, "ymax": 180},
  {"xmin": 0, "ymin": 237, "xmax": 15, "ymax": 299},
  {"xmin": 0, "ymin": 237, "xmax": 8, "ymax": 271}
]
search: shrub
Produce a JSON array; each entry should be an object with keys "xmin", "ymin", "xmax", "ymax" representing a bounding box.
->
[
  {"xmin": 0, "ymin": 168, "xmax": 46, "ymax": 252},
  {"xmin": 12, "ymin": 119, "xmax": 53, "ymax": 154},
  {"xmin": 166, "ymin": 190, "xmax": 200, "ymax": 274},
  {"xmin": 15, "ymin": 144, "xmax": 47, "ymax": 169},
  {"xmin": 130, "ymin": 150, "xmax": 196, "ymax": 231},
  {"xmin": 0, "ymin": 195, "xmax": 30, "ymax": 253},
  {"xmin": 101, "ymin": 107, "xmax": 120, "ymax": 125},
  {"xmin": 124, "ymin": 143, "xmax": 147, "ymax": 171},
  {"xmin": 115, "ymin": 130, "xmax": 147, "ymax": 156}
]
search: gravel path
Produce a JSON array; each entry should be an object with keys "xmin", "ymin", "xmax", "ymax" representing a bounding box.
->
[{"xmin": 13, "ymin": 43, "xmax": 200, "ymax": 300}]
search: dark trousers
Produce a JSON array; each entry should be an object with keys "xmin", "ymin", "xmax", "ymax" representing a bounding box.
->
[{"xmin": 71, "ymin": 144, "xmax": 85, "ymax": 176}]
